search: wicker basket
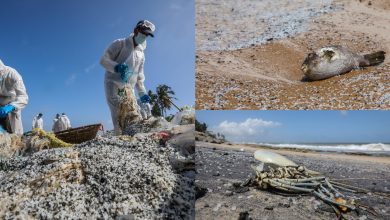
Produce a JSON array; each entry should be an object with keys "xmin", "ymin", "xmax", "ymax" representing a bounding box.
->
[{"xmin": 55, "ymin": 124, "xmax": 103, "ymax": 144}]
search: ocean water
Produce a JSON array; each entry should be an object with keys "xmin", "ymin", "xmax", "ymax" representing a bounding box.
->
[{"xmin": 252, "ymin": 143, "xmax": 390, "ymax": 156}]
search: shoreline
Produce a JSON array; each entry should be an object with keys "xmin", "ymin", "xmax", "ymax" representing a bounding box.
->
[
  {"xmin": 196, "ymin": 141, "xmax": 390, "ymax": 165},
  {"xmin": 244, "ymin": 143, "xmax": 390, "ymax": 157}
]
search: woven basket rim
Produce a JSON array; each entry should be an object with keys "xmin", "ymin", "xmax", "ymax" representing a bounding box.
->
[{"xmin": 54, "ymin": 123, "xmax": 102, "ymax": 135}]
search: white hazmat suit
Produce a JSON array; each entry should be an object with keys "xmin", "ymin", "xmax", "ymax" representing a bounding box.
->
[
  {"xmin": 0, "ymin": 59, "xmax": 28, "ymax": 135},
  {"xmin": 100, "ymin": 33, "xmax": 148, "ymax": 135},
  {"xmin": 32, "ymin": 115, "xmax": 43, "ymax": 129},
  {"xmin": 61, "ymin": 114, "xmax": 71, "ymax": 129},
  {"xmin": 52, "ymin": 118, "xmax": 60, "ymax": 133},
  {"xmin": 56, "ymin": 115, "xmax": 71, "ymax": 131}
]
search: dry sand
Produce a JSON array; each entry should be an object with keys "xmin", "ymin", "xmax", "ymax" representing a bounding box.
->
[
  {"xmin": 196, "ymin": 0, "xmax": 390, "ymax": 109},
  {"xmin": 195, "ymin": 141, "xmax": 390, "ymax": 219}
]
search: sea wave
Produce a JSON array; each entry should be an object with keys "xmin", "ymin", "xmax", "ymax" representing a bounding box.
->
[{"xmin": 253, "ymin": 143, "xmax": 390, "ymax": 155}]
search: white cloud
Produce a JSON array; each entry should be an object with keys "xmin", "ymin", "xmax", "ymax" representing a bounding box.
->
[
  {"xmin": 84, "ymin": 63, "xmax": 97, "ymax": 73},
  {"xmin": 212, "ymin": 118, "xmax": 281, "ymax": 141},
  {"xmin": 340, "ymin": 110, "xmax": 348, "ymax": 116},
  {"xmin": 65, "ymin": 74, "xmax": 77, "ymax": 86}
]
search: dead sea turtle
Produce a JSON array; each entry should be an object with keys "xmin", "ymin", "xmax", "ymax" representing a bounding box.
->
[
  {"xmin": 251, "ymin": 150, "xmax": 377, "ymax": 218},
  {"xmin": 301, "ymin": 45, "xmax": 385, "ymax": 81}
]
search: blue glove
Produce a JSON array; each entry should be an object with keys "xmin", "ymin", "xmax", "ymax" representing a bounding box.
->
[
  {"xmin": 114, "ymin": 63, "xmax": 129, "ymax": 74},
  {"xmin": 140, "ymin": 94, "xmax": 151, "ymax": 103},
  {"xmin": 114, "ymin": 63, "xmax": 132, "ymax": 83},
  {"xmin": 0, "ymin": 104, "xmax": 15, "ymax": 118},
  {"xmin": 120, "ymin": 70, "xmax": 133, "ymax": 83}
]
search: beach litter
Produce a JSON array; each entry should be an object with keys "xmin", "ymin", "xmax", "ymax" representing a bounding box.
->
[
  {"xmin": 27, "ymin": 128, "xmax": 73, "ymax": 148},
  {"xmin": 123, "ymin": 117, "xmax": 173, "ymax": 136},
  {"xmin": 0, "ymin": 129, "xmax": 73, "ymax": 159},
  {"xmin": 252, "ymin": 150, "xmax": 380, "ymax": 219},
  {"xmin": 0, "ymin": 133, "xmax": 24, "ymax": 157},
  {"xmin": 118, "ymin": 87, "xmax": 142, "ymax": 133},
  {"xmin": 0, "ymin": 133, "xmax": 195, "ymax": 219},
  {"xmin": 0, "ymin": 113, "xmax": 195, "ymax": 219},
  {"xmin": 171, "ymin": 107, "xmax": 195, "ymax": 126}
]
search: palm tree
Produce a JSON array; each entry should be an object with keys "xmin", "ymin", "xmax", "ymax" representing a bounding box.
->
[
  {"xmin": 148, "ymin": 90, "xmax": 157, "ymax": 102},
  {"xmin": 195, "ymin": 119, "xmax": 207, "ymax": 132},
  {"xmin": 147, "ymin": 90, "xmax": 161, "ymax": 117},
  {"xmin": 155, "ymin": 84, "xmax": 179, "ymax": 117}
]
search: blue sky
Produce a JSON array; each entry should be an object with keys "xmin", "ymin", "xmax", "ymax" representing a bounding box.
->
[
  {"xmin": 196, "ymin": 111, "xmax": 390, "ymax": 143},
  {"xmin": 0, "ymin": 0, "xmax": 194, "ymax": 131}
]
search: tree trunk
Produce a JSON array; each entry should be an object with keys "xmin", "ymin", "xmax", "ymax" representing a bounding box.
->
[{"xmin": 169, "ymin": 99, "xmax": 181, "ymax": 111}]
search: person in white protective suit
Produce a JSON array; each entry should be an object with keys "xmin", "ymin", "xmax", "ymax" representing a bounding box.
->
[
  {"xmin": 52, "ymin": 113, "xmax": 61, "ymax": 132},
  {"xmin": 0, "ymin": 59, "xmax": 28, "ymax": 135},
  {"xmin": 55, "ymin": 113, "xmax": 71, "ymax": 132},
  {"xmin": 100, "ymin": 20, "xmax": 155, "ymax": 135},
  {"xmin": 60, "ymin": 113, "xmax": 71, "ymax": 129},
  {"xmin": 32, "ymin": 113, "xmax": 43, "ymax": 130}
]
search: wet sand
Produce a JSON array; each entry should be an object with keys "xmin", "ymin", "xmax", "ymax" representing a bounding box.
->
[
  {"xmin": 196, "ymin": 0, "xmax": 390, "ymax": 109},
  {"xmin": 195, "ymin": 141, "xmax": 390, "ymax": 219}
]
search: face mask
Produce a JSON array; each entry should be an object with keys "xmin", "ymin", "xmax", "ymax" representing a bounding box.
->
[{"xmin": 134, "ymin": 33, "xmax": 147, "ymax": 45}]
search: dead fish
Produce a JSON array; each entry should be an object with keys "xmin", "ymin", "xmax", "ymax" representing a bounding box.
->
[{"xmin": 301, "ymin": 45, "xmax": 385, "ymax": 81}]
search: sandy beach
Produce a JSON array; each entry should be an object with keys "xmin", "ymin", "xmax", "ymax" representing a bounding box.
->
[
  {"xmin": 196, "ymin": 0, "xmax": 390, "ymax": 109},
  {"xmin": 195, "ymin": 141, "xmax": 390, "ymax": 219}
]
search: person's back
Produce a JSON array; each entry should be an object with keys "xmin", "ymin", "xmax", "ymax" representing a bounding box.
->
[
  {"xmin": 32, "ymin": 113, "xmax": 43, "ymax": 130},
  {"xmin": 57, "ymin": 116, "xmax": 68, "ymax": 131},
  {"xmin": 61, "ymin": 113, "xmax": 71, "ymax": 129}
]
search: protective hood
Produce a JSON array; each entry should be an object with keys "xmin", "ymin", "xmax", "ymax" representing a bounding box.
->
[
  {"xmin": 0, "ymin": 59, "xmax": 5, "ymax": 71},
  {"xmin": 129, "ymin": 33, "xmax": 146, "ymax": 51}
]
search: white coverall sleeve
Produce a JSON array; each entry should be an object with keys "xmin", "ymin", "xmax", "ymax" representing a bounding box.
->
[
  {"xmin": 135, "ymin": 60, "xmax": 147, "ymax": 96},
  {"xmin": 100, "ymin": 40, "xmax": 122, "ymax": 73},
  {"xmin": 10, "ymin": 74, "xmax": 28, "ymax": 110}
]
